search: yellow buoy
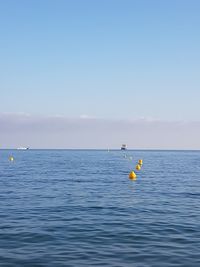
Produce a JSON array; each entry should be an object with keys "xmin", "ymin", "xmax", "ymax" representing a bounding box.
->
[
  {"xmin": 136, "ymin": 164, "xmax": 141, "ymax": 170},
  {"xmin": 129, "ymin": 171, "xmax": 137, "ymax": 180},
  {"xmin": 9, "ymin": 156, "xmax": 14, "ymax": 161},
  {"xmin": 138, "ymin": 159, "xmax": 143, "ymax": 165}
]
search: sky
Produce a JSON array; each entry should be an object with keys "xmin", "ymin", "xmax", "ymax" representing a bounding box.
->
[{"xmin": 0, "ymin": 0, "xmax": 200, "ymax": 149}]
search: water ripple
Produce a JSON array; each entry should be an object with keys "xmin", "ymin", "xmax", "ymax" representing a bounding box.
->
[{"xmin": 0, "ymin": 150, "xmax": 200, "ymax": 266}]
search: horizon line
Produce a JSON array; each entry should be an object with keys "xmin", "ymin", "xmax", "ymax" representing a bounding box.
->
[{"xmin": 1, "ymin": 148, "xmax": 200, "ymax": 151}]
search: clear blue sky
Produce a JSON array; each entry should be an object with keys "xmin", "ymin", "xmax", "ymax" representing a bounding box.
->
[{"xmin": 1, "ymin": 0, "xmax": 200, "ymax": 121}]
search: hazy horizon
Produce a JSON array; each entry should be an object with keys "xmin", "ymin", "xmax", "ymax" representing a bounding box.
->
[{"xmin": 1, "ymin": 113, "xmax": 200, "ymax": 150}]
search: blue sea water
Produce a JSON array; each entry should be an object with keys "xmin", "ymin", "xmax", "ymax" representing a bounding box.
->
[{"xmin": 0, "ymin": 149, "xmax": 200, "ymax": 267}]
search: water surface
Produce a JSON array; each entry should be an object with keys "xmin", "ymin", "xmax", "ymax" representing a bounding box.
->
[{"xmin": 0, "ymin": 150, "xmax": 199, "ymax": 266}]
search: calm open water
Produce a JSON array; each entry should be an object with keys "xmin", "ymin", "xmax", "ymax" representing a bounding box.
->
[{"xmin": 0, "ymin": 149, "xmax": 199, "ymax": 267}]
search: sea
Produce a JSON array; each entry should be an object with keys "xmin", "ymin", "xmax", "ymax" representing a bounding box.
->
[{"xmin": 0, "ymin": 149, "xmax": 199, "ymax": 267}]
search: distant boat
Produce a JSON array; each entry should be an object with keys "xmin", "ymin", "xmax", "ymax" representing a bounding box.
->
[
  {"xmin": 121, "ymin": 144, "xmax": 127, "ymax": 150},
  {"xmin": 17, "ymin": 147, "xmax": 29, "ymax": 150}
]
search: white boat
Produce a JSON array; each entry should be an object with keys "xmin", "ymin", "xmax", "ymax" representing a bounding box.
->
[
  {"xmin": 121, "ymin": 144, "xmax": 127, "ymax": 150},
  {"xmin": 17, "ymin": 147, "xmax": 29, "ymax": 150}
]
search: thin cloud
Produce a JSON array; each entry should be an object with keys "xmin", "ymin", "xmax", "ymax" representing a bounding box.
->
[{"xmin": 0, "ymin": 113, "xmax": 200, "ymax": 149}]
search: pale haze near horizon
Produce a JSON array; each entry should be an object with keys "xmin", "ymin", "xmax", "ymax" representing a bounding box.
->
[{"xmin": 1, "ymin": 0, "xmax": 200, "ymax": 149}]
